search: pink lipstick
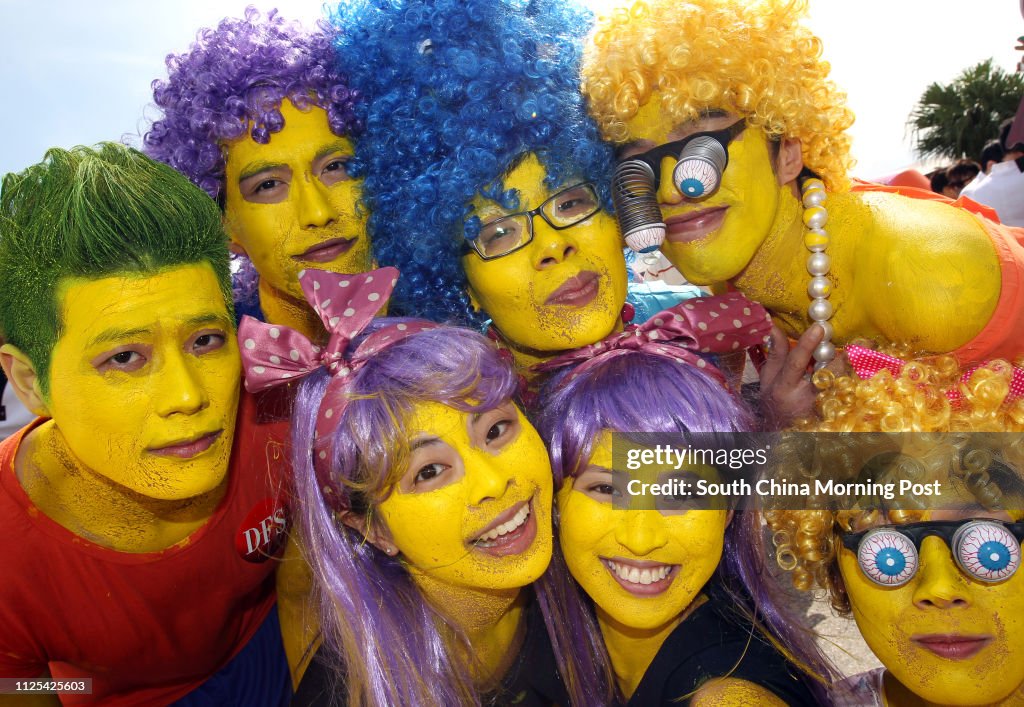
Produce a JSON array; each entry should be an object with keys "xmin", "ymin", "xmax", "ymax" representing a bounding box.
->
[
  {"xmin": 294, "ymin": 237, "xmax": 357, "ymax": 263},
  {"xmin": 664, "ymin": 207, "xmax": 728, "ymax": 243},
  {"xmin": 545, "ymin": 271, "xmax": 600, "ymax": 307},
  {"xmin": 149, "ymin": 430, "xmax": 222, "ymax": 459},
  {"xmin": 911, "ymin": 634, "xmax": 992, "ymax": 660}
]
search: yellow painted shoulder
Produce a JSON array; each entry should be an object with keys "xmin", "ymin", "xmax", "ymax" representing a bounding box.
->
[
  {"xmin": 690, "ymin": 677, "xmax": 789, "ymax": 707},
  {"xmin": 834, "ymin": 191, "xmax": 1000, "ymax": 351}
]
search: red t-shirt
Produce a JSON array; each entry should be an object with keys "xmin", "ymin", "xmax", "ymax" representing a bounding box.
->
[{"xmin": 0, "ymin": 390, "xmax": 290, "ymax": 706}]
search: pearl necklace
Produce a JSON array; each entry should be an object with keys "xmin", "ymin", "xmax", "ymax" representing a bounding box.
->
[{"xmin": 801, "ymin": 178, "xmax": 835, "ymax": 370}]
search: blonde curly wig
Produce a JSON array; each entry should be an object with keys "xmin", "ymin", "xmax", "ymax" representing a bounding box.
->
[
  {"xmin": 582, "ymin": 0, "xmax": 855, "ymax": 191},
  {"xmin": 765, "ymin": 354, "xmax": 1024, "ymax": 613}
]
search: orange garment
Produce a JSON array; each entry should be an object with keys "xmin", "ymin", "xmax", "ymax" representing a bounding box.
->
[
  {"xmin": 870, "ymin": 168, "xmax": 931, "ymax": 191},
  {"xmin": 853, "ymin": 181, "xmax": 1024, "ymax": 366}
]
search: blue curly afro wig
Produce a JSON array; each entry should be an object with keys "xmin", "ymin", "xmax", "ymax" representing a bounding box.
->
[{"xmin": 331, "ymin": 0, "xmax": 615, "ymax": 327}]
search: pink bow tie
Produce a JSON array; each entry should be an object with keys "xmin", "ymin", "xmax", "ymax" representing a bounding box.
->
[
  {"xmin": 238, "ymin": 267, "xmax": 438, "ymax": 510},
  {"xmin": 532, "ymin": 292, "xmax": 772, "ymax": 386}
]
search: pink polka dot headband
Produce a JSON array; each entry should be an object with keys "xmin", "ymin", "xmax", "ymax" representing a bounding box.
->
[
  {"xmin": 238, "ymin": 267, "xmax": 439, "ymax": 509},
  {"xmin": 531, "ymin": 292, "xmax": 773, "ymax": 386},
  {"xmin": 847, "ymin": 345, "xmax": 1024, "ymax": 405}
]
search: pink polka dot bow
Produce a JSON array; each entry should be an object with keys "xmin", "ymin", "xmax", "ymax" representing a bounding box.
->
[
  {"xmin": 531, "ymin": 292, "xmax": 772, "ymax": 386},
  {"xmin": 238, "ymin": 267, "xmax": 439, "ymax": 508},
  {"xmin": 847, "ymin": 345, "xmax": 1024, "ymax": 405}
]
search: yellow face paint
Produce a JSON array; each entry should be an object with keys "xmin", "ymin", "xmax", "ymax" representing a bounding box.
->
[
  {"xmin": 557, "ymin": 431, "xmax": 728, "ymax": 631},
  {"xmin": 222, "ymin": 101, "xmax": 373, "ymax": 303},
  {"xmin": 620, "ymin": 97, "xmax": 782, "ymax": 286},
  {"xmin": 840, "ymin": 510, "xmax": 1024, "ymax": 705},
  {"xmin": 462, "ymin": 153, "xmax": 628, "ymax": 353},
  {"xmin": 46, "ymin": 264, "xmax": 241, "ymax": 501},
  {"xmin": 377, "ymin": 400, "xmax": 553, "ymax": 591}
]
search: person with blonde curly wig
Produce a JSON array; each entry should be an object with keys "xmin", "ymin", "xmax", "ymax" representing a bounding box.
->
[
  {"xmin": 582, "ymin": 0, "xmax": 1024, "ymax": 370},
  {"xmin": 766, "ymin": 357, "xmax": 1024, "ymax": 706}
]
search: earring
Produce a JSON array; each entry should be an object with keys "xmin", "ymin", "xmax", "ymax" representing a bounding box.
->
[{"xmin": 384, "ymin": 545, "xmax": 397, "ymax": 556}]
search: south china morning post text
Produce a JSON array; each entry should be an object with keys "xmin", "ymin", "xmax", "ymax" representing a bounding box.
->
[
  {"xmin": 622, "ymin": 442, "xmax": 768, "ymax": 504},
  {"xmin": 608, "ymin": 433, "xmax": 984, "ymax": 511},
  {"xmin": 610, "ymin": 432, "xmax": 770, "ymax": 511}
]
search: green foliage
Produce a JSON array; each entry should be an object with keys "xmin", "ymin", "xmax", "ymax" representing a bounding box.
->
[{"xmin": 909, "ymin": 59, "xmax": 1024, "ymax": 161}]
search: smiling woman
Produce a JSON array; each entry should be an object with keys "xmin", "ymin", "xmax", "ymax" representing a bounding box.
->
[
  {"xmin": 245, "ymin": 268, "xmax": 612, "ymax": 706},
  {"xmin": 536, "ymin": 348, "xmax": 833, "ymax": 705}
]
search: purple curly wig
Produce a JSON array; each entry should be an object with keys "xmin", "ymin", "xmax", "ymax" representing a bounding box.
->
[
  {"xmin": 536, "ymin": 353, "xmax": 838, "ymax": 703},
  {"xmin": 293, "ymin": 320, "xmax": 613, "ymax": 706},
  {"xmin": 144, "ymin": 7, "xmax": 362, "ymax": 203}
]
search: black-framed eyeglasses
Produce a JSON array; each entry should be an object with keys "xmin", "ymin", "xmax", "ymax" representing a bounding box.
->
[
  {"xmin": 463, "ymin": 182, "xmax": 601, "ymax": 260},
  {"xmin": 625, "ymin": 121, "xmax": 747, "ymax": 194},
  {"xmin": 842, "ymin": 519, "xmax": 1024, "ymax": 587}
]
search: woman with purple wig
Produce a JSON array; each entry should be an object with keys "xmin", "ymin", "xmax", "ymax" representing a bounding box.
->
[
  {"xmin": 239, "ymin": 268, "xmax": 612, "ymax": 706},
  {"xmin": 536, "ymin": 341, "xmax": 836, "ymax": 705},
  {"xmin": 145, "ymin": 9, "xmax": 371, "ymax": 339}
]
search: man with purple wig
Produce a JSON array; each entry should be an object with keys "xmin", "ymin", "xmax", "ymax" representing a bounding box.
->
[
  {"xmin": 145, "ymin": 8, "xmax": 372, "ymax": 340},
  {"xmin": 144, "ymin": 9, "xmax": 372, "ymax": 687}
]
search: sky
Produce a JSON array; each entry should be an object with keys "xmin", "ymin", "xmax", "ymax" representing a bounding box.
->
[{"xmin": 1, "ymin": 0, "xmax": 1022, "ymax": 178}]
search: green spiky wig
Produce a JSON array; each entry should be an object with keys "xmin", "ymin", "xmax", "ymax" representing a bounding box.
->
[{"xmin": 0, "ymin": 143, "xmax": 232, "ymax": 393}]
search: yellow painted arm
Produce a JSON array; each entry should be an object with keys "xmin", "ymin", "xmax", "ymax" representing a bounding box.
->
[
  {"xmin": 690, "ymin": 677, "xmax": 789, "ymax": 707},
  {"xmin": 276, "ymin": 530, "xmax": 322, "ymax": 689}
]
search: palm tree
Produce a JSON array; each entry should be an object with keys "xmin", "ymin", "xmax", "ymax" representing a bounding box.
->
[{"xmin": 908, "ymin": 59, "xmax": 1023, "ymax": 161}]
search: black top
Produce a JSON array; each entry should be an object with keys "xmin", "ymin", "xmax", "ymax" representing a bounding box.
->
[
  {"xmin": 289, "ymin": 649, "xmax": 339, "ymax": 707},
  {"xmin": 0, "ymin": 368, "xmax": 8, "ymax": 423},
  {"xmin": 482, "ymin": 599, "xmax": 568, "ymax": 707},
  {"xmin": 627, "ymin": 590, "xmax": 818, "ymax": 707},
  {"xmin": 291, "ymin": 599, "xmax": 569, "ymax": 706}
]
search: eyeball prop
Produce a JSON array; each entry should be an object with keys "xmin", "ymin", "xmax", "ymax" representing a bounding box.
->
[
  {"xmin": 953, "ymin": 521, "xmax": 1021, "ymax": 583},
  {"xmin": 858, "ymin": 528, "xmax": 919, "ymax": 587},
  {"xmin": 612, "ymin": 159, "xmax": 666, "ymax": 253},
  {"xmin": 672, "ymin": 136, "xmax": 727, "ymax": 199}
]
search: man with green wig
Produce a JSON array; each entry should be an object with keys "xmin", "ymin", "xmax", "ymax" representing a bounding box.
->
[{"xmin": 0, "ymin": 143, "xmax": 291, "ymax": 705}]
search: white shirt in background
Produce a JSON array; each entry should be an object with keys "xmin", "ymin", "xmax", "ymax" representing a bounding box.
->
[{"xmin": 960, "ymin": 159, "xmax": 1024, "ymax": 227}]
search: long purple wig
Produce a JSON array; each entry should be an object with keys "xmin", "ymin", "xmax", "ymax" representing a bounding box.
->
[
  {"xmin": 536, "ymin": 353, "xmax": 838, "ymax": 702},
  {"xmin": 292, "ymin": 320, "xmax": 612, "ymax": 706},
  {"xmin": 144, "ymin": 7, "xmax": 362, "ymax": 202}
]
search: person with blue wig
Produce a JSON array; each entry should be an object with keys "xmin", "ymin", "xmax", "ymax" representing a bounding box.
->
[
  {"xmin": 145, "ymin": 8, "xmax": 373, "ymax": 339},
  {"xmin": 331, "ymin": 0, "xmax": 645, "ymax": 375}
]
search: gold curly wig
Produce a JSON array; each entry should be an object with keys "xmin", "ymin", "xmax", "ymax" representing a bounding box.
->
[
  {"xmin": 765, "ymin": 354, "xmax": 1024, "ymax": 612},
  {"xmin": 582, "ymin": 0, "xmax": 855, "ymax": 191}
]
